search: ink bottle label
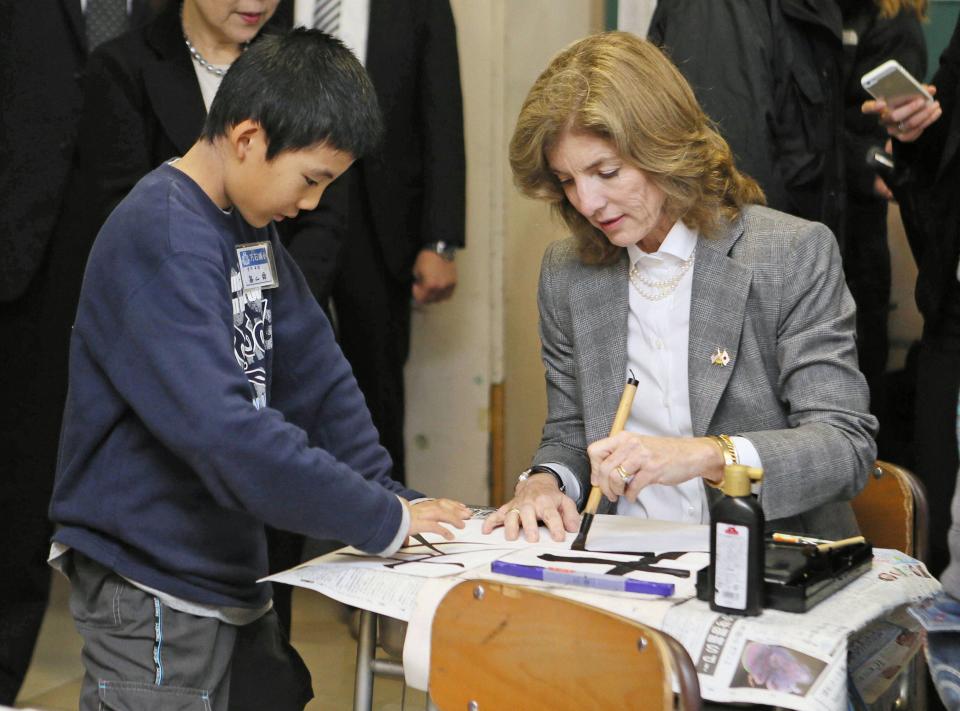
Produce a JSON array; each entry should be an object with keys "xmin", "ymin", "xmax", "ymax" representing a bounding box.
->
[{"xmin": 714, "ymin": 522, "xmax": 749, "ymax": 610}]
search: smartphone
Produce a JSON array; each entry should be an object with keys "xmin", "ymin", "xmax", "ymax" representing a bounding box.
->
[
  {"xmin": 865, "ymin": 146, "xmax": 895, "ymax": 180},
  {"xmin": 861, "ymin": 60, "xmax": 933, "ymax": 104}
]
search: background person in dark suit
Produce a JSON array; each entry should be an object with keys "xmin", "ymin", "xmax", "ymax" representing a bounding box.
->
[
  {"xmin": 838, "ymin": 0, "xmax": 926, "ymax": 434},
  {"xmin": 276, "ymin": 0, "xmax": 466, "ymax": 487},
  {"xmin": 647, "ymin": 0, "xmax": 927, "ymax": 462},
  {"xmin": 648, "ymin": 0, "xmax": 847, "ymax": 245},
  {"xmin": 0, "ymin": 1, "xmax": 161, "ymax": 701}
]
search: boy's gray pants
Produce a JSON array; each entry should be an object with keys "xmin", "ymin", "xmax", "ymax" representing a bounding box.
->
[{"xmin": 66, "ymin": 552, "xmax": 313, "ymax": 711}]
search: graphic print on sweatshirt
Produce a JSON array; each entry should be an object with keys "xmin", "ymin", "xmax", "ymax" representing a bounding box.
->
[{"xmin": 231, "ymin": 269, "xmax": 273, "ymax": 409}]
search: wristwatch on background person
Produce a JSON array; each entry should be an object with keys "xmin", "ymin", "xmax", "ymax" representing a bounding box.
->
[
  {"xmin": 423, "ymin": 241, "xmax": 458, "ymax": 262},
  {"xmin": 517, "ymin": 465, "xmax": 565, "ymax": 493}
]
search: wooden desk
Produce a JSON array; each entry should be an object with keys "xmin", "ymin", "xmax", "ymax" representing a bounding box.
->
[
  {"xmin": 266, "ymin": 543, "xmax": 938, "ymax": 710},
  {"xmin": 352, "ymin": 605, "xmax": 921, "ymax": 711}
]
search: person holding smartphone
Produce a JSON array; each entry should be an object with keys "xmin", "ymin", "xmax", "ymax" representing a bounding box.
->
[
  {"xmin": 863, "ymin": 9, "xmax": 958, "ymax": 574},
  {"xmin": 863, "ymin": 20, "xmax": 960, "ymax": 709},
  {"xmin": 841, "ymin": 2, "xmax": 927, "ymax": 443}
]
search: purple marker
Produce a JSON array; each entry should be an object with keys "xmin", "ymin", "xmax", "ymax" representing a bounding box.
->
[{"xmin": 491, "ymin": 560, "xmax": 675, "ymax": 597}]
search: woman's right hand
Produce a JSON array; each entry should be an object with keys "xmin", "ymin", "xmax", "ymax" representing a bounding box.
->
[
  {"xmin": 862, "ymin": 86, "xmax": 941, "ymax": 143},
  {"xmin": 480, "ymin": 474, "xmax": 580, "ymax": 543}
]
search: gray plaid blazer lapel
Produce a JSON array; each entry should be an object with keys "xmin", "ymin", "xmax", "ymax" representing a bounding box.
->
[
  {"xmin": 688, "ymin": 217, "xmax": 752, "ymax": 436},
  {"xmin": 572, "ymin": 255, "xmax": 630, "ymax": 446},
  {"xmin": 570, "ymin": 216, "xmax": 752, "ymax": 440}
]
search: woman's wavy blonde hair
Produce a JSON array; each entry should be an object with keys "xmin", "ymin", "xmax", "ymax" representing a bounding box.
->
[
  {"xmin": 509, "ymin": 31, "xmax": 765, "ymax": 264},
  {"xmin": 876, "ymin": 0, "xmax": 926, "ymax": 19}
]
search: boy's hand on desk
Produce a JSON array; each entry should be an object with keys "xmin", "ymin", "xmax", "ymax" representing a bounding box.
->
[
  {"xmin": 405, "ymin": 498, "xmax": 471, "ymax": 542},
  {"xmin": 481, "ymin": 475, "xmax": 580, "ymax": 543}
]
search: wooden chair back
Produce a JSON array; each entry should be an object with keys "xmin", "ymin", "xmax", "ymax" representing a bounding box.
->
[
  {"xmin": 851, "ymin": 460, "xmax": 929, "ymax": 561},
  {"xmin": 429, "ymin": 580, "xmax": 701, "ymax": 711}
]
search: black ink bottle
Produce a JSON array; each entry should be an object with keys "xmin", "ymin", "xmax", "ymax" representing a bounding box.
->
[{"xmin": 710, "ymin": 464, "xmax": 764, "ymax": 616}]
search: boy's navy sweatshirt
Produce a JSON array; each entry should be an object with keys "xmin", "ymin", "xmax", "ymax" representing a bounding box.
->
[{"xmin": 50, "ymin": 163, "xmax": 419, "ymax": 609}]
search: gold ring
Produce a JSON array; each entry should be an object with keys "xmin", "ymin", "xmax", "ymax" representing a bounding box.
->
[
  {"xmin": 616, "ymin": 465, "xmax": 632, "ymax": 482},
  {"xmin": 507, "ymin": 507, "xmax": 522, "ymax": 517}
]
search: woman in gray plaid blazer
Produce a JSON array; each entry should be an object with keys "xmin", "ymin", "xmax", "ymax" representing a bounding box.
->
[{"xmin": 483, "ymin": 32, "xmax": 877, "ymax": 543}]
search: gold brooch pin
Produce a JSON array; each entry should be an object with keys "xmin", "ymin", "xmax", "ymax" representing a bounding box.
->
[{"xmin": 711, "ymin": 347, "xmax": 730, "ymax": 366}]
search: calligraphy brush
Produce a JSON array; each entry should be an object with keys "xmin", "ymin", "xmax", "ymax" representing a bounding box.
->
[{"xmin": 571, "ymin": 375, "xmax": 638, "ymax": 551}]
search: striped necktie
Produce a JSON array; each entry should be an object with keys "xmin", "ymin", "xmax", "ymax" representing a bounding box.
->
[
  {"xmin": 313, "ymin": 0, "xmax": 340, "ymax": 36},
  {"xmin": 86, "ymin": 0, "xmax": 129, "ymax": 50}
]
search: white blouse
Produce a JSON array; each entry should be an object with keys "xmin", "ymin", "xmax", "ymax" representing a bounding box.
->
[{"xmin": 548, "ymin": 219, "xmax": 761, "ymax": 522}]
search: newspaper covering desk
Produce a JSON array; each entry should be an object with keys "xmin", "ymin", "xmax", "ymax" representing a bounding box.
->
[{"xmin": 263, "ymin": 515, "xmax": 940, "ymax": 711}]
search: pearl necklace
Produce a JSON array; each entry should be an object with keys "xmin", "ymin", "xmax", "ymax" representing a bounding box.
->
[
  {"xmin": 628, "ymin": 254, "xmax": 694, "ymax": 301},
  {"xmin": 181, "ymin": 3, "xmax": 246, "ymax": 78},
  {"xmin": 184, "ymin": 33, "xmax": 231, "ymax": 77}
]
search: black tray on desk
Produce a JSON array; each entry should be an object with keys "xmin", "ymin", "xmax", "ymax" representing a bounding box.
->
[{"xmin": 696, "ymin": 539, "xmax": 873, "ymax": 613}]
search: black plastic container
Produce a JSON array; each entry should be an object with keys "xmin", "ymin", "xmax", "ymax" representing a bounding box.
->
[
  {"xmin": 709, "ymin": 464, "xmax": 764, "ymax": 616},
  {"xmin": 696, "ymin": 539, "xmax": 874, "ymax": 613}
]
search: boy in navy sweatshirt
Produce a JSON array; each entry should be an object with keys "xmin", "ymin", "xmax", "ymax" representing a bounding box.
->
[{"xmin": 48, "ymin": 28, "xmax": 470, "ymax": 711}]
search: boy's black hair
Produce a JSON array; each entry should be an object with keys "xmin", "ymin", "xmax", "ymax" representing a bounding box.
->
[{"xmin": 202, "ymin": 28, "xmax": 383, "ymax": 160}]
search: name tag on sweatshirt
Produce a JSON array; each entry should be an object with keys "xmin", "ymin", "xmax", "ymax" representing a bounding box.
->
[{"xmin": 236, "ymin": 242, "xmax": 278, "ymax": 291}]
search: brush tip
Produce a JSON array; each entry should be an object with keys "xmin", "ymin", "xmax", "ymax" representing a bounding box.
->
[{"xmin": 571, "ymin": 512, "xmax": 594, "ymax": 551}]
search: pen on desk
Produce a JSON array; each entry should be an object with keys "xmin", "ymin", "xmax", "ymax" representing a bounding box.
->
[
  {"xmin": 772, "ymin": 532, "xmax": 867, "ymax": 553},
  {"xmin": 491, "ymin": 559, "xmax": 675, "ymax": 597},
  {"xmin": 771, "ymin": 532, "xmax": 825, "ymax": 546},
  {"xmin": 815, "ymin": 535, "xmax": 866, "ymax": 553}
]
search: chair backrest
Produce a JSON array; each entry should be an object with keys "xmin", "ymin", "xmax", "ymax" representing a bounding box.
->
[
  {"xmin": 851, "ymin": 460, "xmax": 929, "ymax": 561},
  {"xmin": 429, "ymin": 580, "xmax": 701, "ymax": 711}
]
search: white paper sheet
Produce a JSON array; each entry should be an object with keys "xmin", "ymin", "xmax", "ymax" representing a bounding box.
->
[
  {"xmin": 583, "ymin": 515, "xmax": 710, "ymax": 552},
  {"xmin": 452, "ymin": 517, "xmax": 579, "ymax": 548},
  {"xmin": 259, "ymin": 518, "xmax": 577, "ymax": 620},
  {"xmin": 262, "ymin": 564, "xmax": 425, "ymax": 621},
  {"xmin": 402, "ymin": 578, "xmax": 460, "ymax": 690}
]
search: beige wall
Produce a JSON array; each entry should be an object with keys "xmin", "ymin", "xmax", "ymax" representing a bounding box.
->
[
  {"xmin": 404, "ymin": 1, "xmax": 602, "ymax": 504},
  {"xmin": 402, "ymin": 1, "xmax": 500, "ymax": 505},
  {"xmin": 501, "ymin": 2, "xmax": 604, "ymax": 495}
]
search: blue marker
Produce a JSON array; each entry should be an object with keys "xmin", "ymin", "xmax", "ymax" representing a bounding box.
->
[{"xmin": 491, "ymin": 560, "xmax": 675, "ymax": 597}]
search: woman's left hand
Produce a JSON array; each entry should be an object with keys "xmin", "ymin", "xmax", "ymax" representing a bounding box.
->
[{"xmin": 586, "ymin": 432, "xmax": 723, "ymax": 502}]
